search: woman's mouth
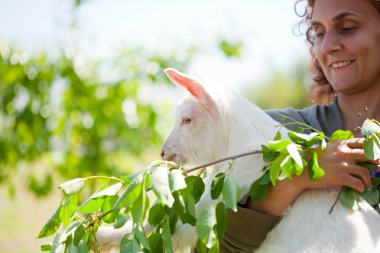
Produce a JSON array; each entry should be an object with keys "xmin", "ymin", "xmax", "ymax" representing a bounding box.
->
[{"xmin": 330, "ymin": 60, "xmax": 355, "ymax": 69}]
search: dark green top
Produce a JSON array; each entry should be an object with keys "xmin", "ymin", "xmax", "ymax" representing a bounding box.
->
[{"xmin": 221, "ymin": 101, "xmax": 344, "ymax": 253}]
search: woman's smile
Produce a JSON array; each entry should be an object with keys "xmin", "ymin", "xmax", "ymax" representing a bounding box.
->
[{"xmin": 330, "ymin": 59, "xmax": 355, "ymax": 69}]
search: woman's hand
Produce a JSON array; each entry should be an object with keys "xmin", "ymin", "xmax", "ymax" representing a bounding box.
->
[
  {"xmin": 303, "ymin": 138, "xmax": 374, "ymax": 192},
  {"xmin": 247, "ymin": 138, "xmax": 378, "ymax": 216}
]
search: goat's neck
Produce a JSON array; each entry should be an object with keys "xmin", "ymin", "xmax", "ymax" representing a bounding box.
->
[{"xmin": 227, "ymin": 118, "xmax": 279, "ymax": 155}]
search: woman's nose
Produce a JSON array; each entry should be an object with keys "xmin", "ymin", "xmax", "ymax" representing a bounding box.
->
[{"xmin": 320, "ymin": 31, "xmax": 342, "ymax": 55}]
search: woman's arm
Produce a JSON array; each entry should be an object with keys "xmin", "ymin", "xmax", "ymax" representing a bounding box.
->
[{"xmin": 247, "ymin": 138, "xmax": 373, "ymax": 216}]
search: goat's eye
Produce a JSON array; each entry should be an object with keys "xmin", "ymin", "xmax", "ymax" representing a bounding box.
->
[{"xmin": 182, "ymin": 118, "xmax": 192, "ymax": 124}]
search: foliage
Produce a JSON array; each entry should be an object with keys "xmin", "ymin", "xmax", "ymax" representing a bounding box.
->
[
  {"xmin": 37, "ymin": 161, "xmax": 240, "ymax": 253},
  {"xmin": 0, "ymin": 41, "xmax": 193, "ymax": 196},
  {"xmin": 251, "ymin": 118, "xmax": 380, "ymax": 211},
  {"xmin": 218, "ymin": 40, "xmax": 244, "ymax": 58},
  {"xmin": 38, "ymin": 119, "xmax": 380, "ymax": 252},
  {"xmin": 0, "ymin": 28, "xmax": 243, "ymax": 198}
]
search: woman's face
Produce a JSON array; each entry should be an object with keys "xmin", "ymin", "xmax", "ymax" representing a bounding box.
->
[{"xmin": 311, "ymin": 0, "xmax": 380, "ymax": 95}]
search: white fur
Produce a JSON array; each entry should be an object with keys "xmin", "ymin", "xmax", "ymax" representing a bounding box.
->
[{"xmin": 96, "ymin": 70, "xmax": 380, "ymax": 253}]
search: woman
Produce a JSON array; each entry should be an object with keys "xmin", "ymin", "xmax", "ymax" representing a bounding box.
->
[{"xmin": 222, "ymin": 0, "xmax": 380, "ymax": 252}]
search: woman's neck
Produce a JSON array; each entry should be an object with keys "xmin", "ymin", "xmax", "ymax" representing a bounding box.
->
[{"xmin": 337, "ymin": 90, "xmax": 380, "ymax": 136}]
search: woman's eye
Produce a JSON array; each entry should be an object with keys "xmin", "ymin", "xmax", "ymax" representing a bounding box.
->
[
  {"xmin": 182, "ymin": 118, "xmax": 192, "ymax": 124},
  {"xmin": 341, "ymin": 26, "xmax": 357, "ymax": 34}
]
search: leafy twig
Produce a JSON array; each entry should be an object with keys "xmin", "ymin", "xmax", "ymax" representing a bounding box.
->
[
  {"xmin": 328, "ymin": 188, "xmax": 343, "ymax": 214},
  {"xmin": 186, "ymin": 150, "xmax": 262, "ymax": 173},
  {"xmin": 278, "ymin": 115, "xmax": 322, "ymax": 136}
]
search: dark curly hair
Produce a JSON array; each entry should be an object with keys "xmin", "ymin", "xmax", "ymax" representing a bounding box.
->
[{"xmin": 295, "ymin": 0, "xmax": 380, "ymax": 104}]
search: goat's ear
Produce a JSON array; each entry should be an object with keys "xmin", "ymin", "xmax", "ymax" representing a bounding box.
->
[{"xmin": 164, "ymin": 68, "xmax": 214, "ymax": 107}]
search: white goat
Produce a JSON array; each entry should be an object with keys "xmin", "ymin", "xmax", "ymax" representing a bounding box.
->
[{"xmin": 96, "ymin": 68, "xmax": 380, "ymax": 253}]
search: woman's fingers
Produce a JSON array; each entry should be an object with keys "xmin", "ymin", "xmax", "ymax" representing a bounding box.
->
[
  {"xmin": 342, "ymin": 163, "xmax": 372, "ymax": 189},
  {"xmin": 338, "ymin": 173, "xmax": 366, "ymax": 192},
  {"xmin": 335, "ymin": 139, "xmax": 366, "ymax": 157},
  {"xmin": 345, "ymin": 138, "xmax": 365, "ymax": 148}
]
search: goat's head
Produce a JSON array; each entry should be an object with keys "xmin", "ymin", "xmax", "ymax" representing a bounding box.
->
[{"xmin": 161, "ymin": 68, "xmax": 228, "ymax": 166}]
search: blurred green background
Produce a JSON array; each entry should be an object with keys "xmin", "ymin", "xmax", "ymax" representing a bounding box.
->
[{"xmin": 0, "ymin": 0, "xmax": 310, "ymax": 252}]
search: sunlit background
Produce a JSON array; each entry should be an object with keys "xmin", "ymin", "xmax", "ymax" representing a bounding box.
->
[{"xmin": 0, "ymin": 0, "xmax": 311, "ymax": 252}]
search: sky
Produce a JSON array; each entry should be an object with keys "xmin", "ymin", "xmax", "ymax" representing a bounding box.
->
[{"xmin": 0, "ymin": 0, "xmax": 309, "ymax": 91}]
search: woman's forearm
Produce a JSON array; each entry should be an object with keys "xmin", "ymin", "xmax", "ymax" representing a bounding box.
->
[{"xmin": 247, "ymin": 177, "xmax": 306, "ymax": 216}]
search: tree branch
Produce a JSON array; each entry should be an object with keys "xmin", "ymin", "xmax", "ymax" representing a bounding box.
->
[{"xmin": 186, "ymin": 150, "xmax": 262, "ymax": 173}]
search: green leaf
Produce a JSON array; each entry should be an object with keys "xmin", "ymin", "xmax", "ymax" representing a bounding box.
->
[
  {"xmin": 73, "ymin": 224, "xmax": 85, "ymax": 246},
  {"xmin": 270, "ymin": 153, "xmax": 287, "ymax": 185},
  {"xmin": 59, "ymin": 178, "xmax": 86, "ymax": 196},
  {"xmin": 120, "ymin": 175, "xmax": 133, "ymax": 184},
  {"xmin": 250, "ymin": 172, "xmax": 270, "ymax": 202},
  {"xmin": 357, "ymin": 162, "xmax": 377, "ymax": 170},
  {"xmin": 196, "ymin": 240, "xmax": 208, "ymax": 253},
  {"xmin": 211, "ymin": 173, "xmax": 225, "ymax": 200},
  {"xmin": 268, "ymin": 139, "xmax": 292, "ymax": 152},
  {"xmin": 148, "ymin": 203, "xmax": 165, "ymax": 225},
  {"xmin": 101, "ymin": 196, "xmax": 119, "ymax": 224},
  {"xmin": 41, "ymin": 244, "xmax": 52, "ymax": 251},
  {"xmin": 215, "ymin": 202, "xmax": 227, "ymax": 240},
  {"xmin": 151, "ymin": 165, "xmax": 174, "ymax": 207},
  {"xmin": 168, "ymin": 169, "xmax": 187, "ymax": 193},
  {"xmin": 148, "ymin": 233, "xmax": 163, "ymax": 253},
  {"xmin": 196, "ymin": 205, "xmax": 217, "ymax": 249},
  {"xmin": 132, "ymin": 190, "xmax": 149, "ymax": 225},
  {"xmin": 278, "ymin": 155, "xmax": 294, "ymax": 180},
  {"xmin": 261, "ymin": 145, "xmax": 276, "ymax": 162},
  {"xmin": 329, "ymin": 130, "xmax": 354, "ymax": 141},
  {"xmin": 113, "ymin": 214, "xmax": 130, "ymax": 229},
  {"xmin": 76, "ymin": 239, "xmax": 87, "ymax": 253},
  {"xmin": 308, "ymin": 151, "xmax": 325, "ymax": 181},
  {"xmin": 171, "ymin": 191, "xmax": 187, "ymax": 222},
  {"xmin": 274, "ymin": 131, "xmax": 282, "ymax": 141},
  {"xmin": 196, "ymin": 237, "xmax": 220, "ymax": 253},
  {"xmin": 360, "ymin": 187, "xmax": 380, "ymax": 205},
  {"xmin": 164, "ymin": 206, "xmax": 179, "ymax": 233},
  {"xmin": 372, "ymin": 176, "xmax": 380, "ymax": 188},
  {"xmin": 209, "ymin": 238, "xmax": 220, "ymax": 253},
  {"xmin": 288, "ymin": 131, "xmax": 322, "ymax": 147},
  {"xmin": 218, "ymin": 40, "xmax": 242, "ymax": 58},
  {"xmin": 90, "ymin": 182, "xmax": 123, "ymax": 199},
  {"xmin": 361, "ymin": 119, "xmax": 380, "ymax": 136},
  {"xmin": 51, "ymin": 221, "xmax": 82, "ymax": 253},
  {"xmin": 162, "ymin": 221, "xmax": 174, "ymax": 253},
  {"xmin": 363, "ymin": 134, "xmax": 380, "ymax": 160},
  {"xmin": 114, "ymin": 173, "xmax": 143, "ymax": 209},
  {"xmin": 76, "ymin": 184, "xmax": 113, "ymax": 213},
  {"xmin": 222, "ymin": 175, "xmax": 241, "ymax": 212},
  {"xmin": 175, "ymin": 190, "xmax": 196, "ymax": 225},
  {"xmin": 76, "ymin": 197, "xmax": 104, "ymax": 214},
  {"xmin": 184, "ymin": 176, "xmax": 205, "ymax": 203},
  {"xmin": 184, "ymin": 196, "xmax": 197, "ymax": 225},
  {"xmin": 340, "ymin": 187, "xmax": 360, "ymax": 211},
  {"xmin": 134, "ymin": 225, "xmax": 151, "ymax": 251},
  {"xmin": 120, "ymin": 234, "xmax": 143, "ymax": 253},
  {"xmin": 37, "ymin": 206, "xmax": 62, "ymax": 238},
  {"xmin": 293, "ymin": 158, "xmax": 304, "ymax": 176},
  {"xmin": 62, "ymin": 194, "xmax": 78, "ymax": 226},
  {"xmin": 64, "ymin": 235, "xmax": 75, "ymax": 253}
]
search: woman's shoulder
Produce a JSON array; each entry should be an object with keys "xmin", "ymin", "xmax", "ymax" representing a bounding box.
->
[{"xmin": 265, "ymin": 100, "xmax": 344, "ymax": 135}]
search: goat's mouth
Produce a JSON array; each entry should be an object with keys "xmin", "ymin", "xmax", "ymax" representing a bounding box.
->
[
  {"xmin": 162, "ymin": 153, "xmax": 186, "ymax": 166},
  {"xmin": 163, "ymin": 153, "xmax": 177, "ymax": 162}
]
